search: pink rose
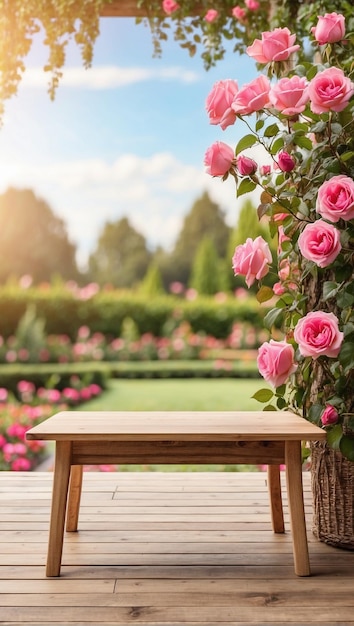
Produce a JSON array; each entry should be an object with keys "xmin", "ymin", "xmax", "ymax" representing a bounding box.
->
[
  {"xmin": 232, "ymin": 6, "xmax": 246, "ymax": 21},
  {"xmin": 260, "ymin": 164, "xmax": 271, "ymax": 176},
  {"xmin": 269, "ymin": 75, "xmax": 309, "ymax": 116},
  {"xmin": 204, "ymin": 141, "xmax": 235, "ymax": 177},
  {"xmin": 308, "ymin": 67, "xmax": 354, "ymax": 114},
  {"xmin": 206, "ymin": 79, "xmax": 238, "ymax": 130},
  {"xmin": 245, "ymin": 0, "xmax": 260, "ymax": 10},
  {"xmin": 237, "ymin": 154, "xmax": 257, "ymax": 176},
  {"xmin": 311, "ymin": 12, "xmax": 345, "ymax": 45},
  {"xmin": 298, "ymin": 220, "xmax": 341, "ymax": 268},
  {"xmin": 232, "ymin": 75, "xmax": 271, "ymax": 115},
  {"xmin": 321, "ymin": 404, "xmax": 339, "ymax": 426},
  {"xmin": 205, "ymin": 9, "xmax": 218, "ymax": 22},
  {"xmin": 257, "ymin": 340, "xmax": 297, "ymax": 388},
  {"xmin": 162, "ymin": 0, "xmax": 180, "ymax": 15},
  {"xmin": 232, "ymin": 236, "xmax": 272, "ymax": 288},
  {"xmin": 294, "ymin": 311, "xmax": 343, "ymax": 359},
  {"xmin": 246, "ymin": 28, "xmax": 300, "ymax": 63},
  {"xmin": 277, "ymin": 151, "xmax": 296, "ymax": 172},
  {"xmin": 273, "ymin": 282, "xmax": 286, "ymax": 296},
  {"xmin": 316, "ymin": 175, "xmax": 354, "ymax": 222}
]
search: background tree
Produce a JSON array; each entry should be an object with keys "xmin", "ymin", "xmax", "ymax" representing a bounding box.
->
[
  {"xmin": 88, "ymin": 217, "xmax": 151, "ymax": 288},
  {"xmin": 0, "ymin": 187, "xmax": 79, "ymax": 284},
  {"xmin": 139, "ymin": 262, "xmax": 165, "ymax": 297},
  {"xmin": 189, "ymin": 236, "xmax": 223, "ymax": 296},
  {"xmin": 168, "ymin": 191, "xmax": 230, "ymax": 286}
]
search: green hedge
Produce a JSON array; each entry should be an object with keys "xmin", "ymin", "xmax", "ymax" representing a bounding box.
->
[
  {"xmin": 109, "ymin": 360, "xmax": 260, "ymax": 379},
  {"xmin": 0, "ymin": 362, "xmax": 111, "ymax": 394},
  {"xmin": 0, "ymin": 286, "xmax": 265, "ymax": 340}
]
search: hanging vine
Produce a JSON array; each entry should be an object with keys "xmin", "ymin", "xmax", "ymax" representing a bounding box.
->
[
  {"xmin": 0, "ymin": 0, "xmax": 353, "ymax": 122},
  {"xmin": 0, "ymin": 0, "xmax": 109, "ymax": 119}
]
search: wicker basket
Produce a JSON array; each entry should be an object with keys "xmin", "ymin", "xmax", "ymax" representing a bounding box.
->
[{"xmin": 311, "ymin": 441, "xmax": 354, "ymax": 550}]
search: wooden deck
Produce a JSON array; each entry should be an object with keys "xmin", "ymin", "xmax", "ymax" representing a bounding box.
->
[{"xmin": 0, "ymin": 470, "xmax": 353, "ymax": 625}]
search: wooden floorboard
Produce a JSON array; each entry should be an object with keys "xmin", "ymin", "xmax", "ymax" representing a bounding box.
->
[{"xmin": 0, "ymin": 471, "xmax": 353, "ymax": 625}]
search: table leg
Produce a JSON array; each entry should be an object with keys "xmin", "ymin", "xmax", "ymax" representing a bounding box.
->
[
  {"xmin": 66, "ymin": 465, "xmax": 83, "ymax": 532},
  {"xmin": 267, "ymin": 465, "xmax": 285, "ymax": 533},
  {"xmin": 285, "ymin": 440, "xmax": 310, "ymax": 576},
  {"xmin": 46, "ymin": 441, "xmax": 72, "ymax": 577}
]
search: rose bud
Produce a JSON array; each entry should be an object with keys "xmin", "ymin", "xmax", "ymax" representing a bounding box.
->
[
  {"xmin": 277, "ymin": 151, "xmax": 296, "ymax": 172},
  {"xmin": 237, "ymin": 155, "xmax": 257, "ymax": 176}
]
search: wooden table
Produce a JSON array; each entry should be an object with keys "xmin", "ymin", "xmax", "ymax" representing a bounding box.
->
[{"xmin": 26, "ymin": 410, "xmax": 326, "ymax": 577}]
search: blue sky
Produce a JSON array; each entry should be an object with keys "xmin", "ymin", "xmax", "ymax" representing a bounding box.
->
[{"xmin": 0, "ymin": 16, "xmax": 259, "ymax": 269}]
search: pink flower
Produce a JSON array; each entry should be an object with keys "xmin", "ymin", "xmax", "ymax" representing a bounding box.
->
[
  {"xmin": 273, "ymin": 282, "xmax": 286, "ymax": 296},
  {"xmin": 316, "ymin": 175, "xmax": 354, "ymax": 222},
  {"xmin": 11, "ymin": 457, "xmax": 31, "ymax": 471},
  {"xmin": 260, "ymin": 164, "xmax": 271, "ymax": 176},
  {"xmin": 308, "ymin": 67, "xmax": 354, "ymax": 114},
  {"xmin": 0, "ymin": 387, "xmax": 8, "ymax": 402},
  {"xmin": 311, "ymin": 12, "xmax": 345, "ymax": 45},
  {"xmin": 269, "ymin": 75, "xmax": 309, "ymax": 116},
  {"xmin": 205, "ymin": 9, "xmax": 218, "ymax": 22},
  {"xmin": 257, "ymin": 340, "xmax": 297, "ymax": 388},
  {"xmin": 277, "ymin": 151, "xmax": 296, "ymax": 172},
  {"xmin": 246, "ymin": 28, "xmax": 300, "ymax": 63},
  {"xmin": 232, "ymin": 6, "xmax": 246, "ymax": 21},
  {"xmin": 237, "ymin": 155, "xmax": 257, "ymax": 176},
  {"xmin": 204, "ymin": 141, "xmax": 235, "ymax": 177},
  {"xmin": 321, "ymin": 404, "xmax": 339, "ymax": 426},
  {"xmin": 245, "ymin": 0, "xmax": 260, "ymax": 9},
  {"xmin": 232, "ymin": 75, "xmax": 271, "ymax": 115},
  {"xmin": 298, "ymin": 220, "xmax": 341, "ymax": 268},
  {"xmin": 162, "ymin": 0, "xmax": 180, "ymax": 15},
  {"xmin": 205, "ymin": 79, "xmax": 238, "ymax": 130},
  {"xmin": 294, "ymin": 311, "xmax": 343, "ymax": 359},
  {"xmin": 232, "ymin": 236, "xmax": 272, "ymax": 288}
]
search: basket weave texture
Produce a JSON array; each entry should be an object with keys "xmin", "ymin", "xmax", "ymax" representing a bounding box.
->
[{"xmin": 311, "ymin": 441, "xmax": 354, "ymax": 550}]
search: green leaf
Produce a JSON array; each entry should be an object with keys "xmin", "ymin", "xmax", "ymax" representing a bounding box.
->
[
  {"xmin": 236, "ymin": 178, "xmax": 257, "ymax": 197},
  {"xmin": 263, "ymin": 307, "xmax": 284, "ymax": 330},
  {"xmin": 339, "ymin": 435, "xmax": 354, "ymax": 461},
  {"xmin": 308, "ymin": 404, "xmax": 323, "ymax": 424},
  {"xmin": 339, "ymin": 342, "xmax": 354, "ymax": 373},
  {"xmin": 276, "ymin": 397, "xmax": 287, "ymax": 409},
  {"xmin": 252, "ymin": 388, "xmax": 274, "ymax": 403},
  {"xmin": 235, "ymin": 134, "xmax": 257, "ymax": 155},
  {"xmin": 256, "ymin": 285, "xmax": 274, "ymax": 304},
  {"xmin": 326, "ymin": 424, "xmax": 343, "ymax": 449},
  {"xmin": 292, "ymin": 122, "xmax": 309, "ymax": 132},
  {"xmin": 293, "ymin": 135, "xmax": 313, "ymax": 150},
  {"xmin": 263, "ymin": 404, "xmax": 278, "ymax": 411},
  {"xmin": 264, "ymin": 123, "xmax": 279, "ymax": 138},
  {"xmin": 340, "ymin": 150, "xmax": 354, "ymax": 162},
  {"xmin": 270, "ymin": 137, "xmax": 285, "ymax": 155},
  {"xmin": 323, "ymin": 281, "xmax": 340, "ymax": 301},
  {"xmin": 255, "ymin": 119, "xmax": 264, "ymax": 132}
]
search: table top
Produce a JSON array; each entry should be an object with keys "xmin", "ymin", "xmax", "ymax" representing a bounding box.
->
[{"xmin": 26, "ymin": 411, "xmax": 326, "ymax": 442}]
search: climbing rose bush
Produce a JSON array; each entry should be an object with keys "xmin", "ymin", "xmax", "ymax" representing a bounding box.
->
[{"xmin": 205, "ymin": 12, "xmax": 354, "ymax": 460}]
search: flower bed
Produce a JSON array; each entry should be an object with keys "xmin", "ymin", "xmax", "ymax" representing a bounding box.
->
[{"xmin": 0, "ymin": 379, "xmax": 103, "ymax": 471}]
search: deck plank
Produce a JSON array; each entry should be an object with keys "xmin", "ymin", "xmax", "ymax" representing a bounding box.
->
[{"xmin": 0, "ymin": 471, "xmax": 353, "ymax": 625}]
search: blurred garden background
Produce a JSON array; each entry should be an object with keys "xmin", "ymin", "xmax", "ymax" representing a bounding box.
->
[{"xmin": 0, "ymin": 186, "xmax": 276, "ymax": 471}]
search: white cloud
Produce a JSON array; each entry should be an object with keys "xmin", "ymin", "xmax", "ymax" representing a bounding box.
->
[
  {"xmin": 21, "ymin": 65, "xmax": 200, "ymax": 90},
  {"xmin": 0, "ymin": 151, "xmax": 263, "ymax": 270}
]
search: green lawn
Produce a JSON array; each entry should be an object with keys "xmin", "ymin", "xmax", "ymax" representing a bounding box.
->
[
  {"xmin": 84, "ymin": 378, "xmax": 266, "ymax": 411},
  {"xmin": 80, "ymin": 378, "xmax": 268, "ymax": 472}
]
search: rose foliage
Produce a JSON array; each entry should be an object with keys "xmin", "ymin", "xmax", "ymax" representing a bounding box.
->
[{"xmin": 205, "ymin": 13, "xmax": 354, "ymax": 461}]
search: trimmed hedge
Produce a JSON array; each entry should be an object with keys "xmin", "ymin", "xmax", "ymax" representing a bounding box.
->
[
  {"xmin": 0, "ymin": 285, "xmax": 265, "ymax": 340},
  {"xmin": 0, "ymin": 362, "xmax": 111, "ymax": 394},
  {"xmin": 108, "ymin": 360, "xmax": 260, "ymax": 379}
]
